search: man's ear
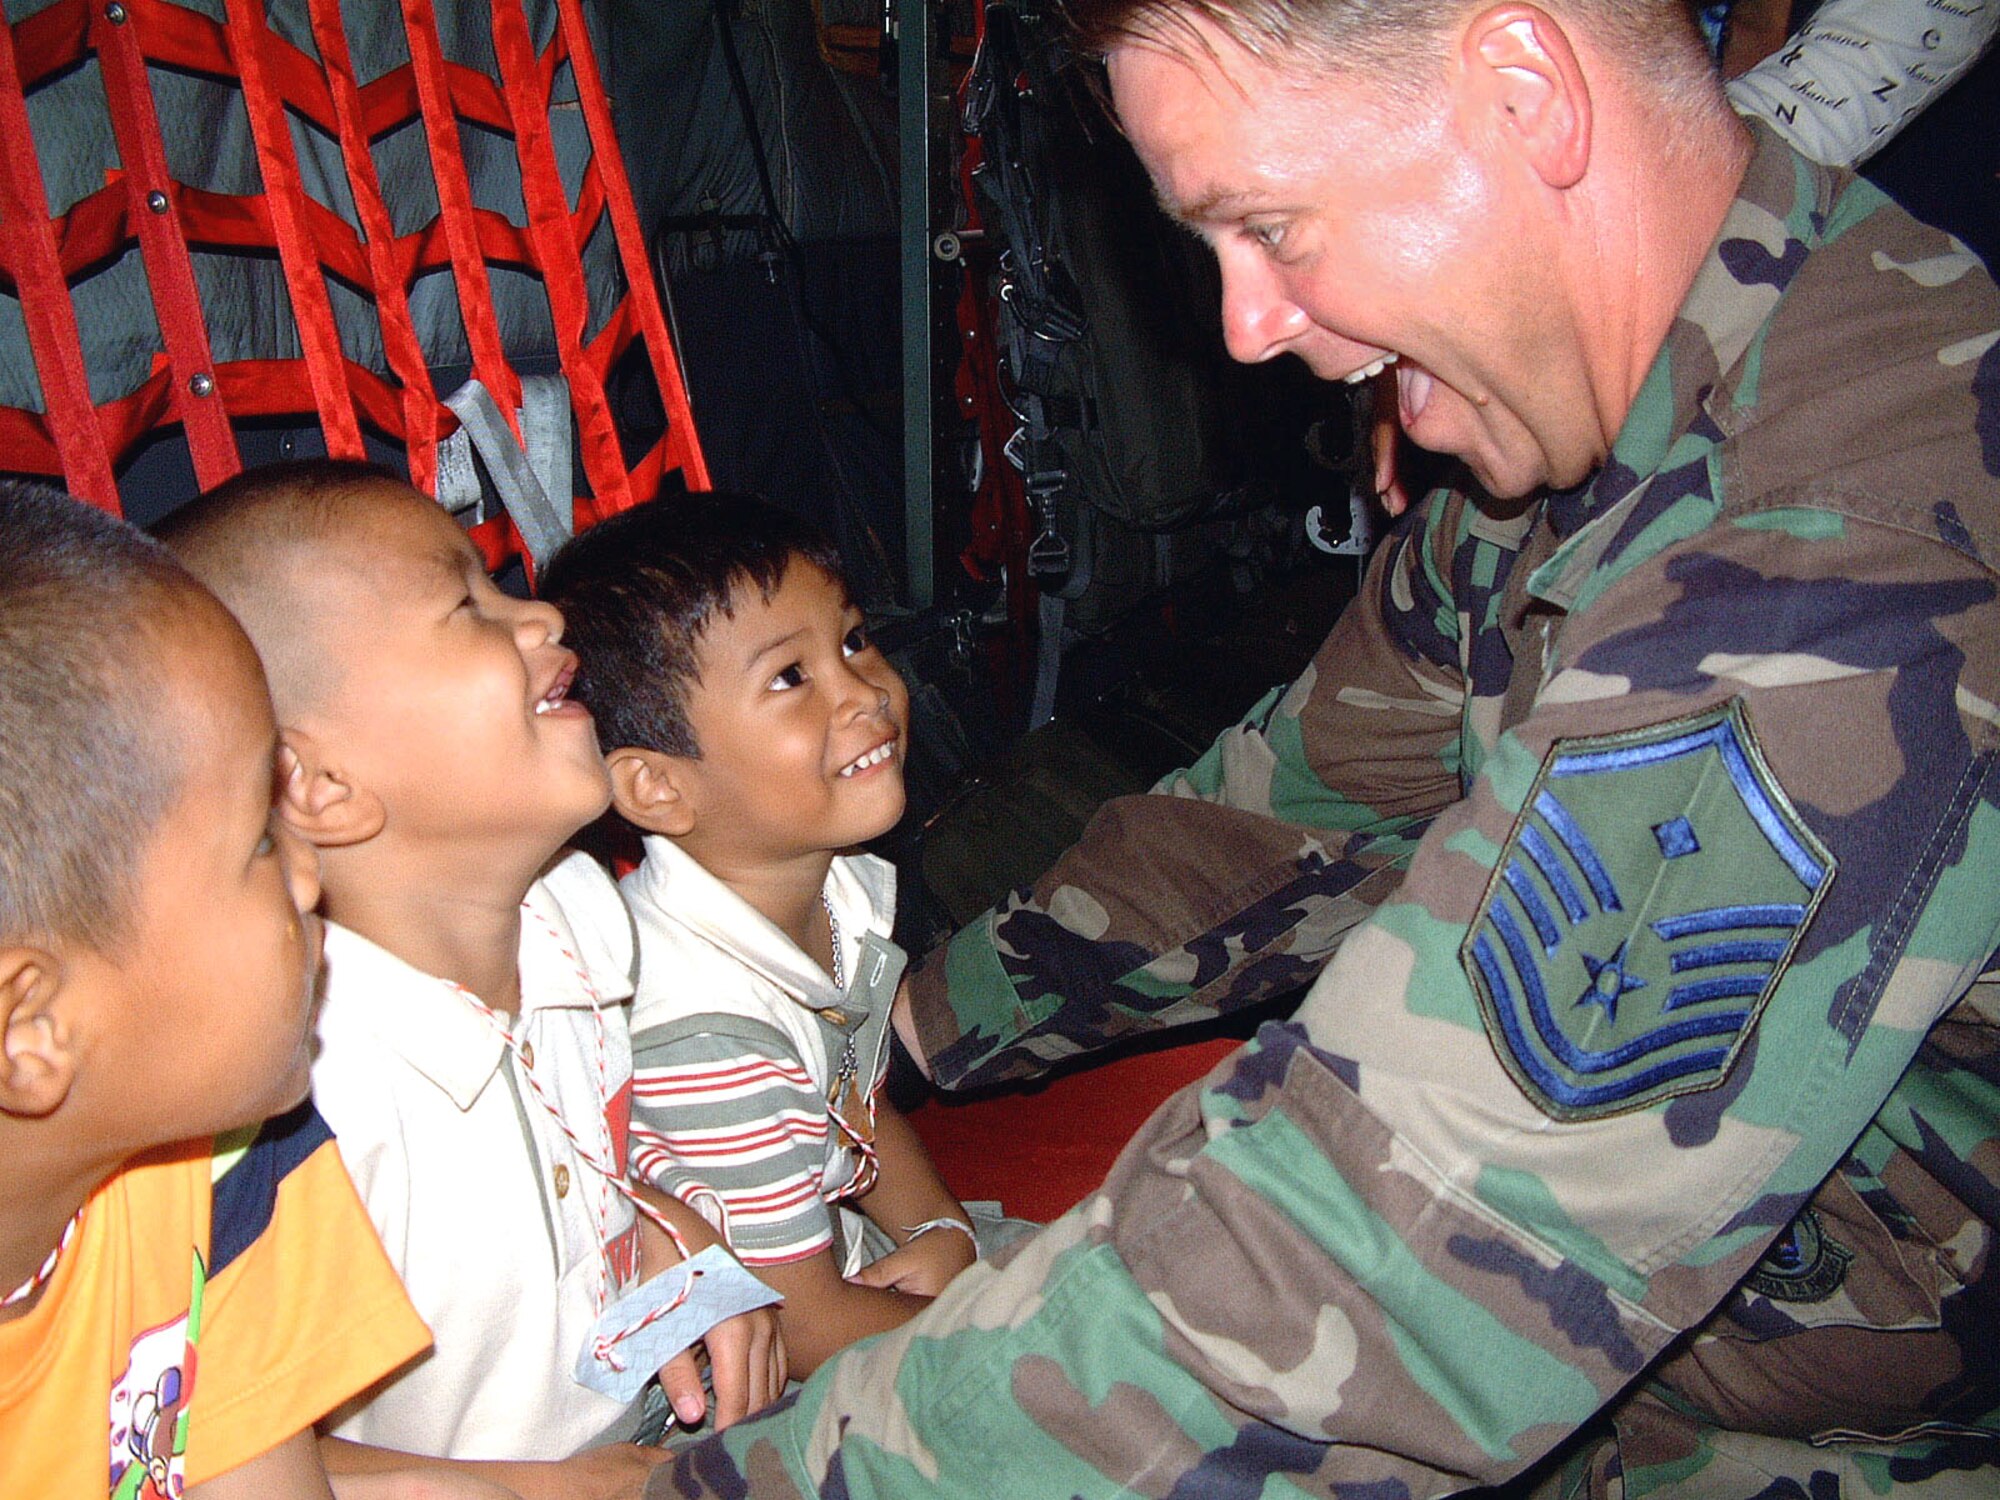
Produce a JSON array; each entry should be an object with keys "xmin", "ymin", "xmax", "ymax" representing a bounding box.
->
[
  {"xmin": 608, "ymin": 748, "xmax": 698, "ymax": 838},
  {"xmin": 275, "ymin": 729, "xmax": 385, "ymax": 848},
  {"xmin": 1461, "ymin": 5, "xmax": 1591, "ymax": 190},
  {"xmin": 0, "ymin": 947, "xmax": 75, "ymax": 1119}
]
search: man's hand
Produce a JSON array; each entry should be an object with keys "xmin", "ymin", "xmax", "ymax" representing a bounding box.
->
[
  {"xmin": 1720, "ymin": 0, "xmax": 1792, "ymax": 78},
  {"xmin": 848, "ymin": 1224, "xmax": 975, "ymax": 1299},
  {"xmin": 890, "ymin": 977, "xmax": 931, "ymax": 1079},
  {"xmin": 1369, "ymin": 364, "xmax": 1411, "ymax": 517}
]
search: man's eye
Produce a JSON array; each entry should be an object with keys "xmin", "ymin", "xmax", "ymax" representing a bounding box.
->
[
  {"xmin": 1248, "ymin": 221, "xmax": 1286, "ymax": 252},
  {"xmin": 768, "ymin": 663, "xmax": 806, "ymax": 691},
  {"xmin": 255, "ymin": 829, "xmax": 276, "ymax": 858},
  {"xmin": 842, "ymin": 626, "xmax": 870, "ymax": 658}
]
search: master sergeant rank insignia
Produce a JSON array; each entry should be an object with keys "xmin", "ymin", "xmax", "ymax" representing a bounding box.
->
[{"xmin": 1462, "ymin": 700, "xmax": 1835, "ymax": 1122}]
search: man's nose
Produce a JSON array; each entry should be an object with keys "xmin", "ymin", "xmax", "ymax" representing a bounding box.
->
[{"xmin": 1218, "ymin": 249, "xmax": 1310, "ymax": 364}]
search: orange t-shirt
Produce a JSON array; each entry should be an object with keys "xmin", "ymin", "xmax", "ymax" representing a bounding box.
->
[{"xmin": 0, "ymin": 1103, "xmax": 430, "ymax": 1497}]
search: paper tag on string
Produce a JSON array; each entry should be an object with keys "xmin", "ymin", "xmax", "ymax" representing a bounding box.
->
[{"xmin": 572, "ymin": 1245, "xmax": 783, "ymax": 1404}]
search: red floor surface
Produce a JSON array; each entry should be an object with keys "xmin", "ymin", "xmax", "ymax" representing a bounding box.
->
[{"xmin": 908, "ymin": 1037, "xmax": 1242, "ymax": 1223}]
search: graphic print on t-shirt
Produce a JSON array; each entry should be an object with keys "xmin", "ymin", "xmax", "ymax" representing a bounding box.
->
[{"xmin": 108, "ymin": 1251, "xmax": 204, "ymax": 1500}]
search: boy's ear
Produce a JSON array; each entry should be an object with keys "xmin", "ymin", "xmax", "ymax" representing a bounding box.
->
[
  {"xmin": 608, "ymin": 748, "xmax": 698, "ymax": 838},
  {"xmin": 0, "ymin": 947, "xmax": 75, "ymax": 1119},
  {"xmin": 276, "ymin": 730, "xmax": 385, "ymax": 848}
]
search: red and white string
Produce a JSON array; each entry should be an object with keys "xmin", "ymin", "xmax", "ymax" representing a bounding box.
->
[
  {"xmin": 1, "ymin": 1206, "xmax": 83, "ymax": 1310},
  {"xmin": 451, "ymin": 900, "xmax": 697, "ymax": 1372}
]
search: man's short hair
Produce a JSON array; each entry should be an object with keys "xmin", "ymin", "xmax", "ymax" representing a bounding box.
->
[
  {"xmin": 0, "ymin": 480, "xmax": 198, "ymax": 951},
  {"xmin": 1064, "ymin": 0, "xmax": 1719, "ymax": 113},
  {"xmin": 156, "ymin": 458, "xmax": 405, "ymax": 711},
  {"xmin": 539, "ymin": 493, "xmax": 847, "ymax": 760}
]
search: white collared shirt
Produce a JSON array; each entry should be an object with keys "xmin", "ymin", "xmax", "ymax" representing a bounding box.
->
[{"xmin": 314, "ymin": 852, "xmax": 644, "ymax": 1460}]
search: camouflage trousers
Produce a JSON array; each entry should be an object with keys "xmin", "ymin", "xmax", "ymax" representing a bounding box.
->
[{"xmin": 1525, "ymin": 1393, "xmax": 2000, "ymax": 1499}]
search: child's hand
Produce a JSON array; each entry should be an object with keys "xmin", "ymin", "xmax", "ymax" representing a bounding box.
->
[
  {"xmin": 632, "ymin": 1183, "xmax": 788, "ymax": 1430},
  {"xmin": 656, "ymin": 1301, "xmax": 787, "ymax": 1431},
  {"xmin": 847, "ymin": 1224, "xmax": 975, "ymax": 1299}
]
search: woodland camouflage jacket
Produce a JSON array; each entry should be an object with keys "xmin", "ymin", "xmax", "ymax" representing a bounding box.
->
[{"xmin": 657, "ymin": 123, "xmax": 2000, "ymax": 1500}]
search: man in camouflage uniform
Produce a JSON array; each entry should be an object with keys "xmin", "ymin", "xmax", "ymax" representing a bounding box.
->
[{"xmin": 651, "ymin": 1, "xmax": 2000, "ymax": 1494}]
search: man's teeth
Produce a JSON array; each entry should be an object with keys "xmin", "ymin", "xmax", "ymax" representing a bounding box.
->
[
  {"xmin": 1342, "ymin": 352, "xmax": 1399, "ymax": 386},
  {"xmin": 839, "ymin": 742, "xmax": 895, "ymax": 777},
  {"xmin": 533, "ymin": 687, "xmax": 564, "ymax": 715}
]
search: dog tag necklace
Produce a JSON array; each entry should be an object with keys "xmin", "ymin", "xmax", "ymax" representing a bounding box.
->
[{"xmin": 821, "ymin": 893, "xmax": 879, "ymax": 1187}]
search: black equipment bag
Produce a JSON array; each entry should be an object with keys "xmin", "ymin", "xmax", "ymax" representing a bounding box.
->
[{"xmin": 966, "ymin": 0, "xmax": 1239, "ymax": 567}]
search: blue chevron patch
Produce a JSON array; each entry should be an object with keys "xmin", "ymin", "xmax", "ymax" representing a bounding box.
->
[{"xmin": 1462, "ymin": 701, "xmax": 1835, "ymax": 1121}]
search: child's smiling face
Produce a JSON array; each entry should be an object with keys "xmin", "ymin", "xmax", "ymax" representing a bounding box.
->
[
  {"xmin": 300, "ymin": 483, "xmax": 612, "ymax": 859},
  {"xmin": 673, "ymin": 559, "xmax": 909, "ymax": 872}
]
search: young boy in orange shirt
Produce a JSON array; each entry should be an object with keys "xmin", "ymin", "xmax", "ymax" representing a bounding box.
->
[{"xmin": 0, "ymin": 480, "xmax": 440, "ymax": 1499}]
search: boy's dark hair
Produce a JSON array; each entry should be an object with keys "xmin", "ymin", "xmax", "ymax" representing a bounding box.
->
[
  {"xmin": 539, "ymin": 493, "xmax": 846, "ymax": 759},
  {"xmin": 0, "ymin": 480, "xmax": 198, "ymax": 951}
]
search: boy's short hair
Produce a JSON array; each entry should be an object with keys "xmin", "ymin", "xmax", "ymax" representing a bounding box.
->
[
  {"xmin": 540, "ymin": 493, "xmax": 846, "ymax": 759},
  {"xmin": 0, "ymin": 480, "xmax": 197, "ymax": 951},
  {"xmin": 160, "ymin": 457, "xmax": 394, "ymax": 558},
  {"xmin": 156, "ymin": 458, "xmax": 404, "ymax": 708}
]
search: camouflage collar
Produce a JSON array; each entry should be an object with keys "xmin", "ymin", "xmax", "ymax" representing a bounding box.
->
[{"xmin": 1532, "ymin": 124, "xmax": 1841, "ymax": 607}]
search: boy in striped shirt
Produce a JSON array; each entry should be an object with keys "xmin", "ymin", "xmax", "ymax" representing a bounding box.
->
[{"xmin": 543, "ymin": 495, "xmax": 982, "ymax": 1377}]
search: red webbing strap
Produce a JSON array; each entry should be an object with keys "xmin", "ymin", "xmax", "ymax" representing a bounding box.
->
[
  {"xmin": 219, "ymin": 0, "xmax": 363, "ymax": 459},
  {"xmin": 8, "ymin": 0, "xmax": 86, "ymax": 91},
  {"xmin": 388, "ymin": 207, "xmax": 537, "ymax": 290},
  {"xmin": 399, "ymin": 0, "xmax": 525, "ymax": 443},
  {"xmin": 305, "ymin": 0, "xmax": 441, "ymax": 494},
  {"xmin": 91, "ymin": 0, "xmax": 241, "ymax": 493},
  {"xmin": 553, "ymin": 0, "xmax": 710, "ymax": 493},
  {"xmin": 0, "ymin": 14, "xmax": 117, "ymax": 509},
  {"xmin": 210, "ymin": 357, "xmax": 406, "ymax": 432},
  {"xmin": 0, "ymin": 407, "xmax": 60, "ymax": 475},
  {"xmin": 356, "ymin": 49, "xmax": 513, "ymax": 139},
  {"xmin": 487, "ymin": 0, "xmax": 631, "ymax": 516}
]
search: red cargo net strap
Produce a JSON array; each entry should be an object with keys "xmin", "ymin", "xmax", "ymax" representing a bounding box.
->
[
  {"xmin": 0, "ymin": 0, "xmax": 707, "ymax": 548},
  {"xmin": 0, "ymin": 13, "xmax": 117, "ymax": 509}
]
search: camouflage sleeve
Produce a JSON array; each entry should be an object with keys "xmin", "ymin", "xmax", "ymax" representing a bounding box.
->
[
  {"xmin": 911, "ymin": 498, "xmax": 1475, "ymax": 1090},
  {"xmin": 650, "ymin": 508, "xmax": 2000, "ymax": 1498}
]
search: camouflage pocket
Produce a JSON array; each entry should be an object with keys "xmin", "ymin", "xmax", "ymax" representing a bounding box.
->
[
  {"xmin": 1737, "ymin": 1172, "xmax": 1944, "ymax": 1335},
  {"xmin": 1648, "ymin": 1170, "xmax": 1955, "ymax": 1443}
]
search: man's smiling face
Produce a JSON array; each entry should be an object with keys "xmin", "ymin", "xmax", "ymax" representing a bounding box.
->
[{"xmin": 1108, "ymin": 17, "xmax": 1607, "ymax": 499}]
